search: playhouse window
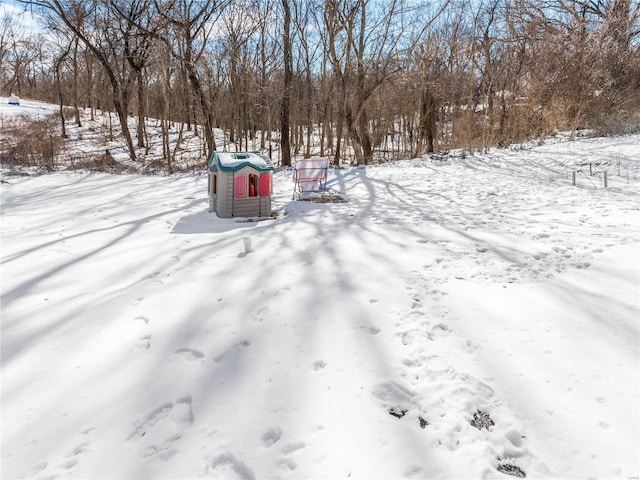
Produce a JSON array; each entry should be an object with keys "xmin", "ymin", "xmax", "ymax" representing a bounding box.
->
[{"xmin": 248, "ymin": 174, "xmax": 258, "ymax": 197}]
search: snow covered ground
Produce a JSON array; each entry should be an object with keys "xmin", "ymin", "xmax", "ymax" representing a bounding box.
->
[{"xmin": 1, "ymin": 101, "xmax": 639, "ymax": 479}]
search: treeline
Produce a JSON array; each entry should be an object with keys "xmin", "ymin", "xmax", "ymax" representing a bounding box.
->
[{"xmin": 2, "ymin": 0, "xmax": 639, "ymax": 166}]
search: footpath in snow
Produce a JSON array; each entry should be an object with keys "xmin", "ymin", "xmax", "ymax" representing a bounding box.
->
[{"xmin": 1, "ymin": 134, "xmax": 639, "ymax": 479}]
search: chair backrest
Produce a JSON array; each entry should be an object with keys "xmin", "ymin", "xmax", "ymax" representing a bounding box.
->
[{"xmin": 293, "ymin": 157, "xmax": 329, "ymax": 192}]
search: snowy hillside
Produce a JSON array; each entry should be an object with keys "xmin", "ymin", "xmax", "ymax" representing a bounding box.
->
[
  {"xmin": 0, "ymin": 97, "xmax": 211, "ymax": 171},
  {"xmin": 1, "ymin": 101, "xmax": 639, "ymax": 479}
]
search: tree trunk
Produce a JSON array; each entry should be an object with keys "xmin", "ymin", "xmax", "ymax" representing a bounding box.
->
[
  {"xmin": 280, "ymin": 0, "xmax": 293, "ymax": 166},
  {"xmin": 417, "ymin": 88, "xmax": 437, "ymax": 155},
  {"xmin": 55, "ymin": 59, "xmax": 67, "ymax": 139},
  {"xmin": 186, "ymin": 63, "xmax": 216, "ymax": 156},
  {"xmin": 72, "ymin": 36, "xmax": 81, "ymax": 127},
  {"xmin": 136, "ymin": 71, "xmax": 145, "ymax": 149}
]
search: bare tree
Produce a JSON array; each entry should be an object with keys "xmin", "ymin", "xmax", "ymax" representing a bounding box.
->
[
  {"xmin": 111, "ymin": 0, "xmax": 162, "ymax": 150},
  {"xmin": 324, "ymin": 0, "xmax": 449, "ymax": 164},
  {"xmin": 219, "ymin": 0, "xmax": 261, "ymax": 150},
  {"xmin": 20, "ymin": 0, "xmax": 143, "ymax": 160},
  {"xmin": 1, "ymin": 14, "xmax": 41, "ymax": 98},
  {"xmin": 0, "ymin": 12, "xmax": 16, "ymax": 93},
  {"xmin": 156, "ymin": 0, "xmax": 231, "ymax": 158},
  {"xmin": 9, "ymin": 0, "xmax": 639, "ymax": 168},
  {"xmin": 50, "ymin": 29, "xmax": 75, "ymax": 138}
]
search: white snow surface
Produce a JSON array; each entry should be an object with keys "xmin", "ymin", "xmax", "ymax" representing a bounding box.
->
[
  {"xmin": 1, "ymin": 96, "xmax": 59, "ymax": 118},
  {"xmin": 2, "ymin": 111, "xmax": 640, "ymax": 479}
]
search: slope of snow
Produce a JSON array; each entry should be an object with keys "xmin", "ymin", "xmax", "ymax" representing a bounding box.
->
[
  {"xmin": 1, "ymin": 128, "xmax": 639, "ymax": 478},
  {"xmin": 0, "ymin": 96, "xmax": 59, "ymax": 118}
]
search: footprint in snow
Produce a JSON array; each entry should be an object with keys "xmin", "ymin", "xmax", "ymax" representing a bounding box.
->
[
  {"xmin": 372, "ymin": 381, "xmax": 419, "ymax": 418},
  {"xmin": 404, "ymin": 465, "xmax": 424, "ymax": 479},
  {"xmin": 428, "ymin": 323, "xmax": 450, "ymax": 340},
  {"xmin": 144, "ymin": 434, "xmax": 182, "ymax": 461},
  {"xmin": 136, "ymin": 335, "xmax": 151, "ymax": 350},
  {"xmin": 62, "ymin": 442, "xmax": 90, "ymax": 470},
  {"xmin": 174, "ymin": 347, "xmax": 205, "ymax": 361},
  {"xmin": 206, "ymin": 453, "xmax": 255, "ymax": 480},
  {"xmin": 262, "ymin": 427, "xmax": 282, "ymax": 448},
  {"xmin": 127, "ymin": 403, "xmax": 173, "ymax": 441},
  {"xmin": 312, "ymin": 360, "xmax": 327, "ymax": 371},
  {"xmin": 281, "ymin": 441, "xmax": 305, "ymax": 455},
  {"xmin": 277, "ymin": 458, "xmax": 298, "ymax": 471},
  {"xmin": 214, "ymin": 340, "xmax": 250, "ymax": 363},
  {"xmin": 276, "ymin": 441, "xmax": 305, "ymax": 471},
  {"xmin": 173, "ymin": 395, "xmax": 195, "ymax": 425},
  {"xmin": 129, "ymin": 297, "xmax": 145, "ymax": 306},
  {"xmin": 66, "ymin": 442, "xmax": 89, "ymax": 458},
  {"xmin": 127, "ymin": 396, "xmax": 195, "ymax": 442},
  {"xmin": 27, "ymin": 463, "xmax": 48, "ymax": 477}
]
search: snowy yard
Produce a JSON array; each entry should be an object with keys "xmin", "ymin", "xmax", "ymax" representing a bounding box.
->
[{"xmin": 1, "ymin": 128, "xmax": 639, "ymax": 478}]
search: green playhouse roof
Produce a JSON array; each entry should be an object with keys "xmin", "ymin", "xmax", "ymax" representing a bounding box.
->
[{"xmin": 209, "ymin": 152, "xmax": 273, "ymax": 172}]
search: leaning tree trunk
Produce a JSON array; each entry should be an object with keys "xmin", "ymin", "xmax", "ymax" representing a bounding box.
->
[{"xmin": 186, "ymin": 65, "xmax": 216, "ymax": 157}]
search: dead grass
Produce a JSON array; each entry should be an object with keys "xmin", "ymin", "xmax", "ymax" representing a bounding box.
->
[{"xmin": 0, "ymin": 115, "xmax": 61, "ymax": 170}]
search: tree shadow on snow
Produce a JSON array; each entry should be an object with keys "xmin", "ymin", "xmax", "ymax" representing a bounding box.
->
[{"xmin": 171, "ymin": 209, "xmax": 261, "ymax": 234}]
